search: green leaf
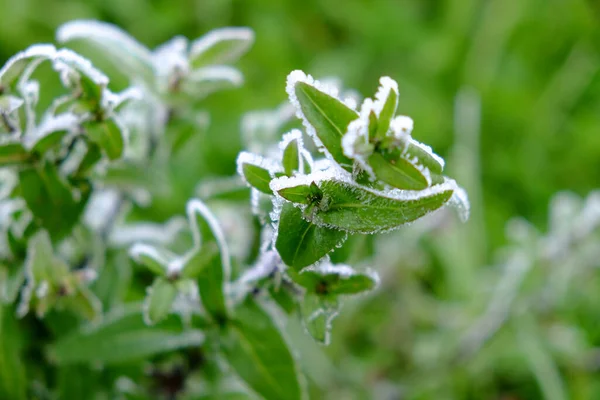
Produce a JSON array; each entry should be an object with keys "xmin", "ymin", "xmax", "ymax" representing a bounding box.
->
[
  {"xmin": 310, "ymin": 179, "xmax": 454, "ymax": 233},
  {"xmin": 180, "ymin": 241, "xmax": 219, "ymax": 279},
  {"xmin": 84, "ymin": 117, "xmax": 124, "ymax": 160},
  {"xmin": 51, "ymin": 327, "xmax": 204, "ymax": 365},
  {"xmin": 19, "ymin": 163, "xmax": 90, "ymax": 240},
  {"xmin": 56, "ymin": 20, "xmax": 155, "ymax": 86},
  {"xmin": 0, "ymin": 142, "xmax": 29, "ymax": 166},
  {"xmin": 374, "ymin": 79, "xmax": 398, "ymax": 140},
  {"xmin": 144, "ymin": 278, "xmax": 177, "ymax": 325},
  {"xmin": 187, "ymin": 199, "xmax": 230, "ymax": 322},
  {"xmin": 0, "ymin": 305, "xmax": 27, "ymax": 400},
  {"xmin": 405, "ymin": 140, "xmax": 444, "ymax": 175},
  {"xmin": 178, "ymin": 66, "xmax": 243, "ymax": 101},
  {"xmin": 129, "ymin": 244, "xmax": 169, "ymax": 276},
  {"xmin": 300, "ymin": 294, "xmax": 339, "ymax": 345},
  {"xmin": 189, "ymin": 27, "xmax": 254, "ymax": 68},
  {"xmin": 368, "ymin": 152, "xmax": 429, "ymax": 190},
  {"xmin": 289, "ymin": 264, "xmax": 378, "ymax": 296},
  {"xmin": 282, "ymin": 138, "xmax": 300, "ymax": 176},
  {"xmin": 240, "ymin": 162, "xmax": 273, "ymax": 195},
  {"xmin": 293, "ymin": 80, "xmax": 357, "ymax": 169},
  {"xmin": 75, "ymin": 143, "xmax": 102, "ymax": 176},
  {"xmin": 275, "ymin": 203, "xmax": 346, "ymax": 270},
  {"xmin": 0, "ymin": 44, "xmax": 56, "ymax": 89},
  {"xmin": 222, "ymin": 296, "xmax": 302, "ymax": 400},
  {"xmin": 276, "ymin": 184, "xmax": 313, "ymax": 204}
]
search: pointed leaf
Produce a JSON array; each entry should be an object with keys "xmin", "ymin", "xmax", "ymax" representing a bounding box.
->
[
  {"xmin": 293, "ymin": 80, "xmax": 357, "ymax": 169},
  {"xmin": 240, "ymin": 163, "xmax": 273, "ymax": 195},
  {"xmin": 275, "ymin": 203, "xmax": 346, "ymax": 270},
  {"xmin": 144, "ymin": 278, "xmax": 177, "ymax": 325},
  {"xmin": 179, "ymin": 66, "xmax": 243, "ymax": 101},
  {"xmin": 368, "ymin": 152, "xmax": 429, "ymax": 190},
  {"xmin": 51, "ymin": 328, "xmax": 204, "ymax": 365},
  {"xmin": 84, "ymin": 117, "xmax": 124, "ymax": 160},
  {"xmin": 56, "ymin": 20, "xmax": 155, "ymax": 86},
  {"xmin": 0, "ymin": 142, "xmax": 29, "ymax": 166},
  {"xmin": 180, "ymin": 241, "xmax": 219, "ymax": 279},
  {"xmin": 187, "ymin": 199, "xmax": 230, "ymax": 322},
  {"xmin": 276, "ymin": 184, "xmax": 313, "ymax": 204},
  {"xmin": 300, "ymin": 294, "xmax": 338, "ymax": 345},
  {"xmin": 405, "ymin": 140, "xmax": 444, "ymax": 175},
  {"xmin": 19, "ymin": 163, "xmax": 89, "ymax": 239},
  {"xmin": 0, "ymin": 305, "xmax": 27, "ymax": 400},
  {"xmin": 374, "ymin": 78, "xmax": 398, "ymax": 140},
  {"xmin": 0, "ymin": 44, "xmax": 56, "ymax": 88},
  {"xmin": 282, "ymin": 138, "xmax": 300, "ymax": 176},
  {"xmin": 222, "ymin": 296, "xmax": 302, "ymax": 400},
  {"xmin": 290, "ymin": 263, "xmax": 378, "ymax": 296},
  {"xmin": 129, "ymin": 244, "xmax": 169, "ymax": 276},
  {"xmin": 310, "ymin": 179, "xmax": 454, "ymax": 233},
  {"xmin": 189, "ymin": 27, "xmax": 254, "ymax": 68}
]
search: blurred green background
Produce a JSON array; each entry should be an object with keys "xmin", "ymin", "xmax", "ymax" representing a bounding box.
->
[{"xmin": 2, "ymin": 0, "xmax": 599, "ymax": 398}]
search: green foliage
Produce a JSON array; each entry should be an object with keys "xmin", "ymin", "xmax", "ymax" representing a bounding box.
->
[{"xmin": 0, "ymin": 1, "xmax": 598, "ymax": 398}]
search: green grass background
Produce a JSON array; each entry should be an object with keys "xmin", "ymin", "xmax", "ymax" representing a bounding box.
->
[{"xmin": 1, "ymin": 0, "xmax": 599, "ymax": 398}]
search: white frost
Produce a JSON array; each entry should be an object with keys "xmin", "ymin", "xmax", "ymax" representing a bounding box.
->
[{"xmin": 189, "ymin": 27, "xmax": 255, "ymax": 66}]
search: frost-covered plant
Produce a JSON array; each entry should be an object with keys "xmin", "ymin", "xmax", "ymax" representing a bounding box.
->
[{"xmin": 0, "ymin": 20, "xmax": 467, "ymax": 400}]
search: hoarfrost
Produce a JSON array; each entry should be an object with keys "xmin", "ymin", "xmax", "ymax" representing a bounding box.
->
[
  {"xmin": 109, "ymin": 217, "xmax": 187, "ymax": 247},
  {"xmin": 372, "ymin": 76, "xmax": 399, "ymax": 116},
  {"xmin": 54, "ymin": 48, "xmax": 109, "ymax": 88},
  {"xmin": 448, "ymin": 184, "xmax": 470, "ymax": 222},
  {"xmin": 189, "ymin": 27, "xmax": 255, "ymax": 66},
  {"xmin": 286, "ymin": 70, "xmax": 358, "ymax": 162},
  {"xmin": 0, "ymin": 44, "xmax": 56, "ymax": 87},
  {"xmin": 152, "ymin": 35, "xmax": 189, "ymax": 79},
  {"xmin": 236, "ymin": 151, "xmax": 280, "ymax": 184},
  {"xmin": 56, "ymin": 20, "xmax": 155, "ymax": 83},
  {"xmin": 390, "ymin": 115, "xmax": 414, "ymax": 140},
  {"xmin": 186, "ymin": 199, "xmax": 231, "ymax": 282},
  {"xmin": 182, "ymin": 66, "xmax": 243, "ymax": 99}
]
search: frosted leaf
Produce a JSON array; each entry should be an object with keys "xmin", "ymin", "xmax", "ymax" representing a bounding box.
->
[
  {"xmin": 22, "ymin": 112, "xmax": 79, "ymax": 149},
  {"xmin": 301, "ymin": 294, "xmax": 339, "ymax": 345},
  {"xmin": 109, "ymin": 217, "xmax": 187, "ymax": 247},
  {"xmin": 18, "ymin": 80, "xmax": 40, "ymax": 134},
  {"xmin": 390, "ymin": 115, "xmax": 414, "ymax": 139},
  {"xmin": 209, "ymin": 202, "xmax": 254, "ymax": 260},
  {"xmin": 447, "ymin": 184, "xmax": 470, "ymax": 222},
  {"xmin": 180, "ymin": 65, "xmax": 243, "ymax": 100},
  {"xmin": 129, "ymin": 243, "xmax": 171, "ymax": 271},
  {"xmin": 189, "ymin": 27, "xmax": 254, "ymax": 67},
  {"xmin": 237, "ymin": 151, "xmax": 280, "ymax": 182},
  {"xmin": 195, "ymin": 175, "xmax": 247, "ymax": 200},
  {"xmin": 152, "ymin": 35, "xmax": 190, "ymax": 79},
  {"xmin": 0, "ymin": 171, "xmax": 19, "ymax": 199},
  {"xmin": 0, "ymin": 95, "xmax": 24, "ymax": 113},
  {"xmin": 238, "ymin": 250, "xmax": 281, "ymax": 285},
  {"xmin": 373, "ymin": 76, "xmax": 399, "ymax": 115},
  {"xmin": 269, "ymin": 168, "xmax": 339, "ymax": 198},
  {"xmin": 54, "ymin": 48, "xmax": 109, "ymax": 88},
  {"xmin": 186, "ymin": 199, "xmax": 231, "ymax": 279},
  {"xmin": 102, "ymin": 86, "xmax": 143, "ymax": 112},
  {"xmin": 171, "ymin": 279, "xmax": 201, "ymax": 323},
  {"xmin": 0, "ymin": 44, "xmax": 56, "ymax": 87},
  {"xmin": 407, "ymin": 138, "xmax": 445, "ymax": 170},
  {"xmin": 56, "ymin": 20, "xmax": 155, "ymax": 85},
  {"xmin": 286, "ymin": 70, "xmax": 358, "ymax": 164},
  {"xmin": 342, "ymin": 115, "xmax": 374, "ymax": 178}
]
